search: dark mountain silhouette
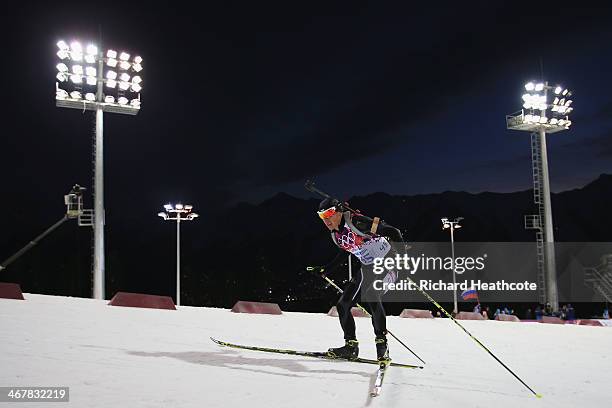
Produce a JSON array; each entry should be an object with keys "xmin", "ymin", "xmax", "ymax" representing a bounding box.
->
[{"xmin": 1, "ymin": 174, "xmax": 611, "ymax": 314}]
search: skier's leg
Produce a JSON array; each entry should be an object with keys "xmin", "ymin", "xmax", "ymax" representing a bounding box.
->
[{"xmin": 336, "ymin": 269, "xmax": 362, "ymax": 340}]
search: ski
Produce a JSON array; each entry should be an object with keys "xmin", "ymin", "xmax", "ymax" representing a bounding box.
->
[
  {"xmin": 210, "ymin": 337, "xmax": 423, "ymax": 369},
  {"xmin": 370, "ymin": 360, "xmax": 390, "ymax": 397}
]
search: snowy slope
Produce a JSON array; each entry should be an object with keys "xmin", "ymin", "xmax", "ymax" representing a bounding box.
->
[{"xmin": 1, "ymin": 294, "xmax": 611, "ymax": 408}]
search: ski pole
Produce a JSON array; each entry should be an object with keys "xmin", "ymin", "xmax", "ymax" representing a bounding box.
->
[
  {"xmin": 400, "ymin": 273, "xmax": 542, "ymax": 398},
  {"xmin": 307, "ymin": 266, "xmax": 426, "ymax": 365}
]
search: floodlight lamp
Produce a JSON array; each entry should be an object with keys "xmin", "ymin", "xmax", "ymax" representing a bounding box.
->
[
  {"xmin": 553, "ymin": 97, "xmax": 559, "ymax": 105},
  {"xmin": 522, "ymin": 93, "xmax": 530, "ymax": 101},
  {"xmin": 524, "ymin": 114, "xmax": 533, "ymax": 122},
  {"xmin": 106, "ymin": 70, "xmax": 117, "ymax": 80},
  {"xmin": 129, "ymin": 98, "xmax": 141, "ymax": 108},
  {"xmin": 119, "ymin": 52, "xmax": 130, "ymax": 61},
  {"xmin": 56, "ymin": 88, "xmax": 68, "ymax": 99},
  {"xmin": 133, "ymin": 56, "xmax": 142, "ymax": 64},
  {"xmin": 525, "ymin": 82, "xmax": 535, "ymax": 91},
  {"xmin": 164, "ymin": 204, "xmax": 173, "ymax": 210},
  {"xmin": 56, "ymin": 63, "xmax": 68, "ymax": 72},
  {"xmin": 132, "ymin": 63, "xmax": 142, "ymax": 72},
  {"xmin": 70, "ymin": 74, "xmax": 82, "ymax": 83},
  {"xmin": 85, "ymin": 66, "xmax": 96, "ymax": 76},
  {"xmin": 533, "ymin": 115, "xmax": 540, "ymax": 122},
  {"xmin": 56, "ymin": 72, "xmax": 68, "ymax": 82},
  {"xmin": 132, "ymin": 75, "xmax": 142, "ymax": 84},
  {"xmin": 117, "ymin": 97, "xmax": 128, "ymax": 105},
  {"xmin": 70, "ymin": 91, "xmax": 81, "ymax": 99},
  {"xmin": 131, "ymin": 83, "xmax": 142, "ymax": 92},
  {"xmin": 106, "ymin": 79, "xmax": 117, "ymax": 88},
  {"xmin": 118, "ymin": 81, "xmax": 130, "ymax": 90},
  {"xmin": 539, "ymin": 116, "xmax": 547, "ymax": 124},
  {"xmin": 554, "ymin": 86, "xmax": 562, "ymax": 94},
  {"xmin": 85, "ymin": 54, "xmax": 96, "ymax": 64},
  {"xmin": 119, "ymin": 61, "xmax": 131, "ymax": 70},
  {"xmin": 176, "ymin": 204, "xmax": 184, "ymax": 210},
  {"xmin": 120, "ymin": 72, "xmax": 130, "ymax": 82},
  {"xmin": 535, "ymin": 83, "xmax": 544, "ymax": 91},
  {"xmin": 107, "ymin": 49, "xmax": 117, "ymax": 58},
  {"xmin": 70, "ymin": 42, "xmax": 82, "ymax": 53},
  {"xmin": 562, "ymin": 89, "xmax": 568, "ymax": 95},
  {"xmin": 86, "ymin": 44, "xmax": 97, "ymax": 55},
  {"xmin": 70, "ymin": 52, "xmax": 83, "ymax": 62},
  {"xmin": 185, "ymin": 205, "xmax": 193, "ymax": 210},
  {"xmin": 72, "ymin": 65, "xmax": 83, "ymax": 74},
  {"xmin": 57, "ymin": 40, "xmax": 69, "ymax": 51},
  {"xmin": 565, "ymin": 100, "xmax": 572, "ymax": 106},
  {"xmin": 550, "ymin": 118, "xmax": 558, "ymax": 125},
  {"xmin": 566, "ymin": 107, "xmax": 573, "ymax": 114},
  {"xmin": 551, "ymin": 105, "xmax": 559, "ymax": 112},
  {"xmin": 85, "ymin": 93, "xmax": 96, "ymax": 101},
  {"xmin": 557, "ymin": 119, "xmax": 565, "ymax": 126},
  {"xmin": 57, "ymin": 50, "xmax": 69, "ymax": 60},
  {"xmin": 86, "ymin": 76, "xmax": 97, "ymax": 85},
  {"xmin": 565, "ymin": 120, "xmax": 572, "ymax": 127},
  {"xmin": 104, "ymin": 95, "xmax": 115, "ymax": 103},
  {"xmin": 107, "ymin": 58, "xmax": 117, "ymax": 67}
]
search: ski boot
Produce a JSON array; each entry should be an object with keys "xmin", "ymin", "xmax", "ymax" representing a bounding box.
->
[
  {"xmin": 375, "ymin": 337, "xmax": 390, "ymax": 363},
  {"xmin": 328, "ymin": 339, "xmax": 359, "ymax": 359}
]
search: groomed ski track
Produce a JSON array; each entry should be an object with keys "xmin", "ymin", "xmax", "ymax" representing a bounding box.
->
[{"xmin": 1, "ymin": 293, "xmax": 611, "ymax": 407}]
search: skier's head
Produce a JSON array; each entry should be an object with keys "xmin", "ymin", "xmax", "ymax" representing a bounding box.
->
[{"xmin": 317, "ymin": 197, "xmax": 343, "ymax": 231}]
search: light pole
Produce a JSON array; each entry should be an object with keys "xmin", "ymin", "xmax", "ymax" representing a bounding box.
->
[
  {"xmin": 442, "ymin": 217, "xmax": 463, "ymax": 314},
  {"xmin": 158, "ymin": 204, "xmax": 199, "ymax": 306},
  {"xmin": 55, "ymin": 40, "xmax": 144, "ymax": 300},
  {"xmin": 506, "ymin": 81, "xmax": 574, "ymax": 312}
]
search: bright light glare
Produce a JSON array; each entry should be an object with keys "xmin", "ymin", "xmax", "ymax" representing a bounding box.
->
[
  {"xmin": 119, "ymin": 61, "xmax": 131, "ymax": 70},
  {"xmin": 56, "ymin": 63, "xmax": 68, "ymax": 72},
  {"xmin": 525, "ymin": 82, "xmax": 535, "ymax": 91},
  {"xmin": 133, "ymin": 56, "xmax": 142, "ymax": 64},
  {"xmin": 164, "ymin": 204, "xmax": 173, "ymax": 210},
  {"xmin": 132, "ymin": 75, "xmax": 142, "ymax": 84},
  {"xmin": 119, "ymin": 72, "xmax": 130, "ymax": 82},
  {"xmin": 131, "ymin": 83, "xmax": 142, "ymax": 92},
  {"xmin": 106, "ymin": 70, "xmax": 117, "ymax": 79},
  {"xmin": 70, "ymin": 91, "xmax": 81, "ymax": 99},
  {"xmin": 539, "ymin": 116, "xmax": 547, "ymax": 124},
  {"xmin": 107, "ymin": 58, "xmax": 117, "ymax": 67},
  {"xmin": 118, "ymin": 96, "xmax": 128, "ymax": 105},
  {"xmin": 85, "ymin": 93, "xmax": 96, "ymax": 101},
  {"xmin": 72, "ymin": 65, "xmax": 83, "ymax": 74},
  {"xmin": 535, "ymin": 83, "xmax": 544, "ymax": 91},
  {"xmin": 106, "ymin": 79, "xmax": 117, "ymax": 88},
  {"xmin": 70, "ymin": 52, "xmax": 83, "ymax": 61},
  {"xmin": 119, "ymin": 81, "xmax": 130, "ymax": 90},
  {"xmin": 130, "ymin": 98, "xmax": 141, "ymax": 108},
  {"xmin": 107, "ymin": 49, "xmax": 117, "ymax": 58},
  {"xmin": 176, "ymin": 204, "xmax": 184, "ymax": 210},
  {"xmin": 85, "ymin": 66, "xmax": 96, "ymax": 76},
  {"xmin": 119, "ymin": 52, "xmax": 130, "ymax": 61},
  {"xmin": 132, "ymin": 63, "xmax": 142, "ymax": 72},
  {"xmin": 57, "ymin": 40, "xmax": 69, "ymax": 51},
  {"xmin": 550, "ymin": 118, "xmax": 558, "ymax": 125},
  {"xmin": 85, "ymin": 54, "xmax": 96, "ymax": 64},
  {"xmin": 70, "ymin": 74, "xmax": 82, "ymax": 83},
  {"xmin": 86, "ymin": 44, "xmax": 97, "ymax": 55},
  {"xmin": 104, "ymin": 95, "xmax": 115, "ymax": 103},
  {"xmin": 86, "ymin": 76, "xmax": 97, "ymax": 85},
  {"xmin": 70, "ymin": 42, "xmax": 82, "ymax": 52},
  {"xmin": 562, "ymin": 89, "xmax": 568, "ymax": 95},
  {"xmin": 56, "ymin": 72, "xmax": 68, "ymax": 82},
  {"xmin": 554, "ymin": 86, "xmax": 562, "ymax": 94}
]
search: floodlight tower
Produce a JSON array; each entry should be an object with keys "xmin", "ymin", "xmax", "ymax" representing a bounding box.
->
[
  {"xmin": 441, "ymin": 217, "xmax": 463, "ymax": 314},
  {"xmin": 158, "ymin": 204, "xmax": 199, "ymax": 306},
  {"xmin": 506, "ymin": 81, "xmax": 574, "ymax": 312},
  {"xmin": 55, "ymin": 40, "xmax": 143, "ymax": 300}
]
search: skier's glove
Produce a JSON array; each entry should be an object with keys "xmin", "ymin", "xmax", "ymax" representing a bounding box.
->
[{"xmin": 306, "ymin": 266, "xmax": 326, "ymax": 277}]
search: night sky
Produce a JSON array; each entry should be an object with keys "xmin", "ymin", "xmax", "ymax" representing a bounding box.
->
[{"xmin": 1, "ymin": 4, "xmax": 612, "ymax": 283}]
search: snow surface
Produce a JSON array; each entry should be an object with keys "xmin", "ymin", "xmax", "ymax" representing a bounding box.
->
[{"xmin": 1, "ymin": 294, "xmax": 611, "ymax": 408}]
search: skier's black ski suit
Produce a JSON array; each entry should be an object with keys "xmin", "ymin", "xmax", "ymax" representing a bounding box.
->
[{"xmin": 324, "ymin": 212, "xmax": 403, "ymax": 341}]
